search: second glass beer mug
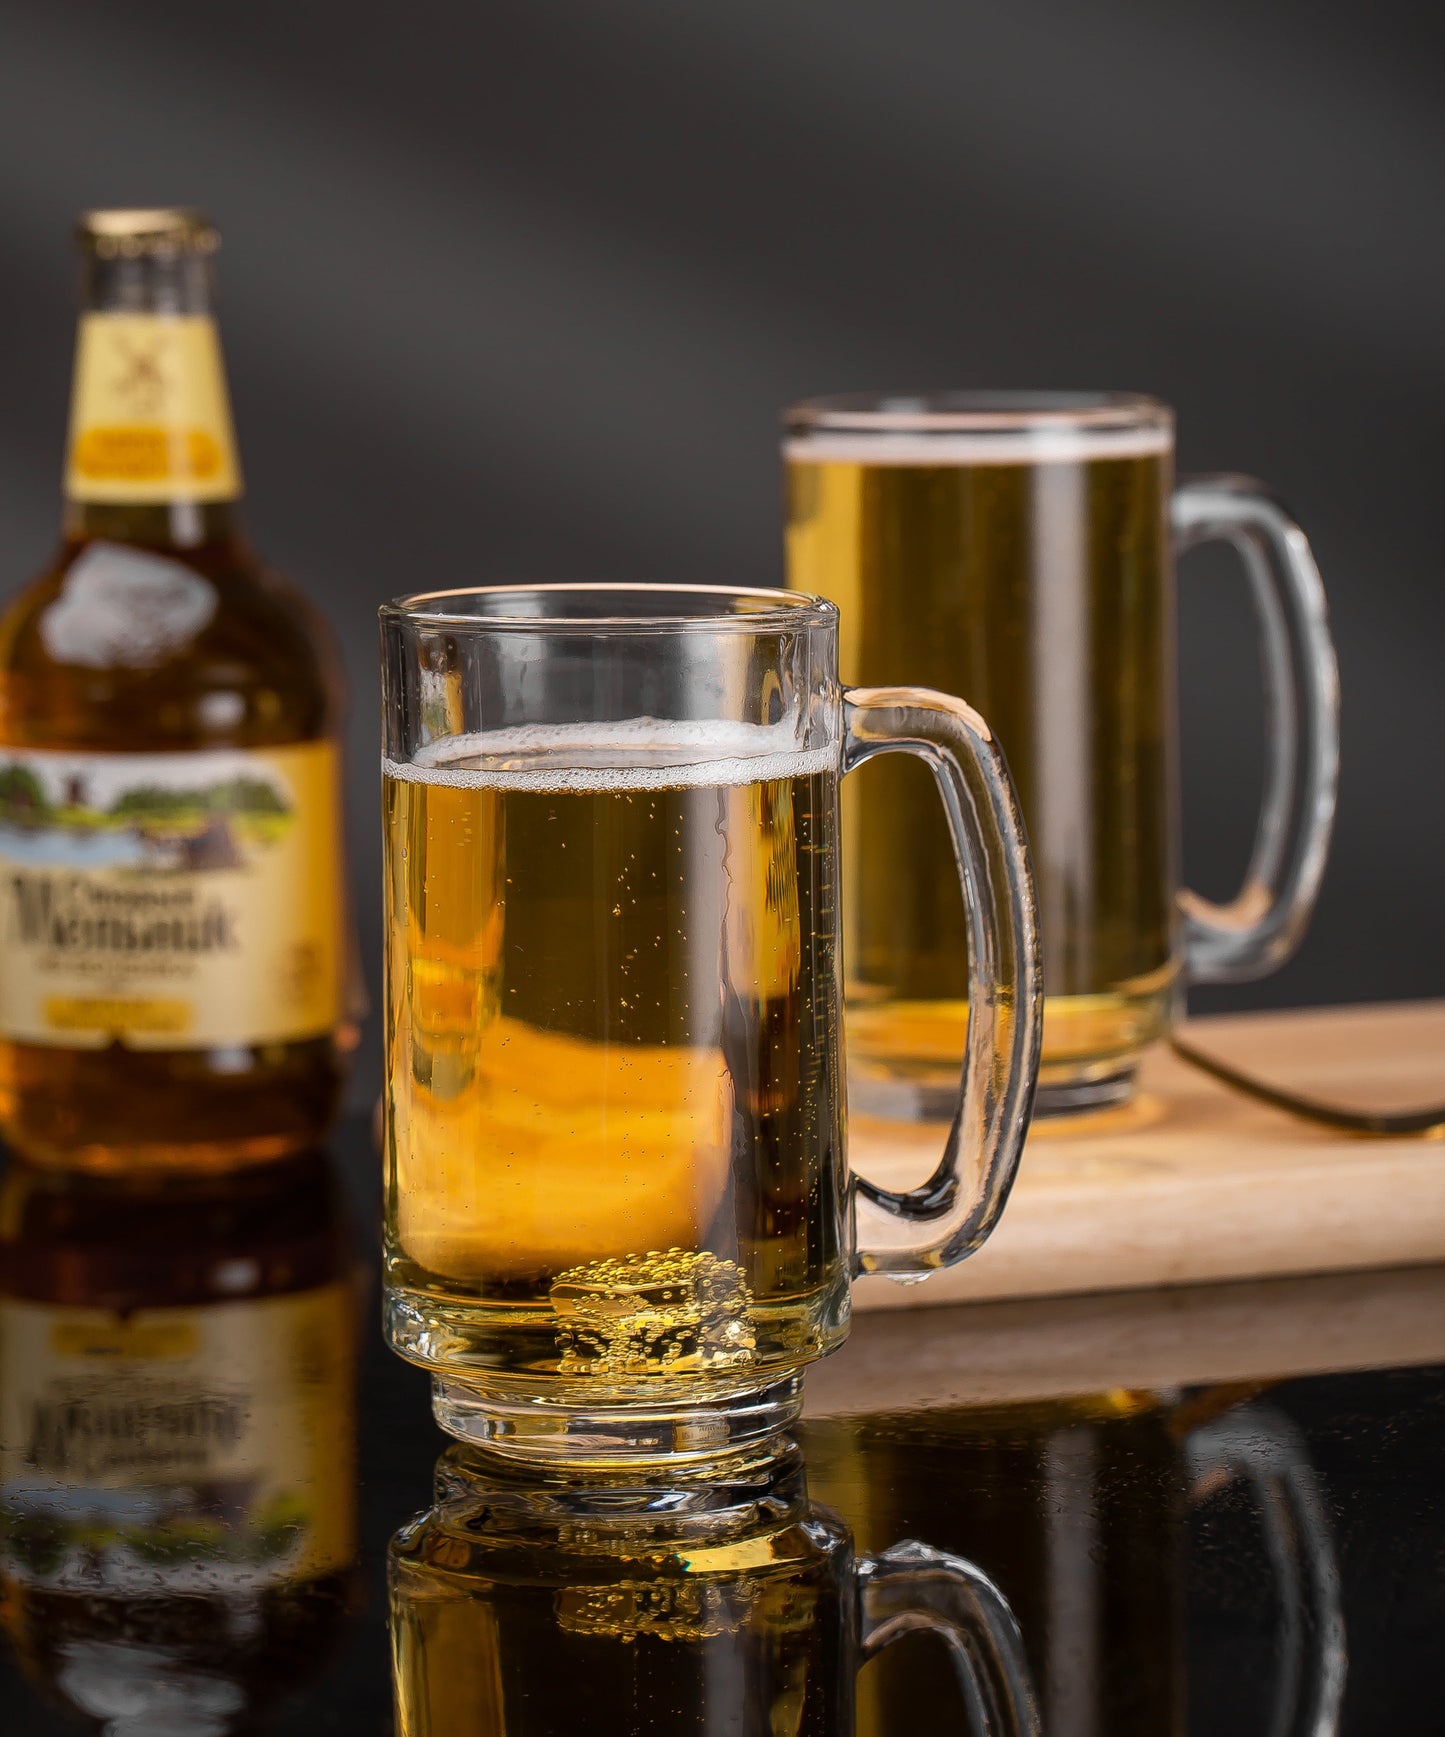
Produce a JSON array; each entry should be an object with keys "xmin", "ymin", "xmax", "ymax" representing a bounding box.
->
[
  {"xmin": 380, "ymin": 585, "xmax": 1040, "ymax": 1459},
  {"xmin": 785, "ymin": 393, "xmax": 1340, "ymax": 1116}
]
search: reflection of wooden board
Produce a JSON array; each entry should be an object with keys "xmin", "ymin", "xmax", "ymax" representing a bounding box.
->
[
  {"xmin": 811, "ymin": 1262, "xmax": 1445, "ymax": 1413},
  {"xmin": 851, "ymin": 1001, "xmax": 1445, "ymax": 1312}
]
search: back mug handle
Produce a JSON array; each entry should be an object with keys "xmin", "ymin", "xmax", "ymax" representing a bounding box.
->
[{"xmin": 1173, "ymin": 477, "xmax": 1341, "ymax": 983}]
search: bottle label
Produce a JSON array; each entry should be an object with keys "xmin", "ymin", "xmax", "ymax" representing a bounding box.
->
[
  {"xmin": 0, "ymin": 1285, "xmax": 356, "ymax": 1593},
  {"xmin": 0, "ymin": 741, "xmax": 344, "ymax": 1049},
  {"xmin": 65, "ymin": 313, "xmax": 243, "ymax": 503}
]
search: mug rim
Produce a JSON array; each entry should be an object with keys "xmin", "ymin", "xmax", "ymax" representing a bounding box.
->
[
  {"xmin": 381, "ymin": 582, "xmax": 837, "ymax": 635},
  {"xmin": 784, "ymin": 389, "xmax": 1173, "ymax": 435}
]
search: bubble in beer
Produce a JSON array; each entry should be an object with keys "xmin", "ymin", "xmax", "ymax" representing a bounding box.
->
[{"xmin": 550, "ymin": 1248, "xmax": 757, "ymax": 1377}]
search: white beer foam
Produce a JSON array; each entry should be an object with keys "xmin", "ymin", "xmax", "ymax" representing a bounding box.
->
[
  {"xmin": 384, "ymin": 718, "xmax": 835, "ymax": 793},
  {"xmin": 784, "ymin": 426, "xmax": 1171, "ymax": 464}
]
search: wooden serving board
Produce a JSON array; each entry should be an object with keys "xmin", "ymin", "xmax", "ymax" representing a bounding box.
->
[{"xmin": 850, "ymin": 1000, "xmax": 1445, "ymax": 1312}]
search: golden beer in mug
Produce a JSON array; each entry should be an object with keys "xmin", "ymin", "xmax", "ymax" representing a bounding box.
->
[
  {"xmin": 385, "ymin": 732, "xmax": 843, "ymax": 1375},
  {"xmin": 381, "ymin": 585, "xmax": 1040, "ymax": 1462},
  {"xmin": 786, "ymin": 394, "xmax": 1338, "ymax": 1116}
]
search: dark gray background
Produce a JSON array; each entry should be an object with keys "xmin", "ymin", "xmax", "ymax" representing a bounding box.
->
[{"xmin": 0, "ymin": 0, "xmax": 1439, "ymax": 1101}]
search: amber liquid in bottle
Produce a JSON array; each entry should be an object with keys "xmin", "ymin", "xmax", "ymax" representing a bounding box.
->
[{"xmin": 0, "ymin": 209, "xmax": 354, "ymax": 1170}]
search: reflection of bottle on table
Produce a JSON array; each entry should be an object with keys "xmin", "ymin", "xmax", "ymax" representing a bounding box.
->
[
  {"xmin": 0, "ymin": 1150, "xmax": 360, "ymax": 1731},
  {"xmin": 391, "ymin": 1438, "xmax": 1038, "ymax": 1737}
]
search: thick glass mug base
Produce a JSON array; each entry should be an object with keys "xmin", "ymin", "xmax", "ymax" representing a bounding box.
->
[
  {"xmin": 385, "ymin": 1270, "xmax": 845, "ymax": 1466},
  {"xmin": 851, "ymin": 1061, "xmax": 1140, "ymax": 1122},
  {"xmin": 430, "ymin": 1372, "xmax": 806, "ymax": 1467},
  {"xmin": 1031, "ymin": 1063, "xmax": 1139, "ymax": 1118},
  {"xmin": 849, "ymin": 975, "xmax": 1174, "ymax": 1123}
]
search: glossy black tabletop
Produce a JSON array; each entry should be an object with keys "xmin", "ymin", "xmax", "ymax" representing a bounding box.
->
[{"xmin": 1, "ymin": 1113, "xmax": 1441, "ymax": 1735}]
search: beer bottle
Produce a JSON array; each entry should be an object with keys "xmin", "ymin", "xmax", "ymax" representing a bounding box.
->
[{"xmin": 0, "ymin": 209, "xmax": 354, "ymax": 1169}]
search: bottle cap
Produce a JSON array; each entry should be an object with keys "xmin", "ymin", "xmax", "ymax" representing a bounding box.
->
[{"xmin": 76, "ymin": 208, "xmax": 220, "ymax": 259}]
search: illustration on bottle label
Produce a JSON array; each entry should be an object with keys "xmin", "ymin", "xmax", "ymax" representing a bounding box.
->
[
  {"xmin": 65, "ymin": 312, "xmax": 242, "ymax": 503},
  {"xmin": 0, "ymin": 742, "xmax": 343, "ymax": 1049}
]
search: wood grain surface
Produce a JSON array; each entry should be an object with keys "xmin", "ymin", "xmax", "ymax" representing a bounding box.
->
[{"xmin": 850, "ymin": 1000, "xmax": 1445, "ymax": 1312}]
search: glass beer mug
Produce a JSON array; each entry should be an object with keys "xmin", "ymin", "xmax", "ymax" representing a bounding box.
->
[
  {"xmin": 380, "ymin": 584, "xmax": 1040, "ymax": 1460},
  {"xmin": 785, "ymin": 393, "xmax": 1340, "ymax": 1116}
]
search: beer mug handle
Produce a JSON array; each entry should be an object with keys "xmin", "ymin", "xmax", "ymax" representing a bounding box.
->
[
  {"xmin": 1186, "ymin": 1404, "xmax": 1346, "ymax": 1737},
  {"xmin": 1172, "ymin": 477, "xmax": 1341, "ymax": 983},
  {"xmin": 842, "ymin": 688, "xmax": 1042, "ymax": 1280},
  {"xmin": 858, "ymin": 1540, "xmax": 1041, "ymax": 1737}
]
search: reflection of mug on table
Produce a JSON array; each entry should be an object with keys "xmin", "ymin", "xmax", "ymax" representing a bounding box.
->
[
  {"xmin": 390, "ymin": 1440, "xmax": 1038, "ymax": 1737},
  {"xmin": 805, "ymin": 1392, "xmax": 1343, "ymax": 1737},
  {"xmin": 786, "ymin": 393, "xmax": 1339, "ymax": 1117}
]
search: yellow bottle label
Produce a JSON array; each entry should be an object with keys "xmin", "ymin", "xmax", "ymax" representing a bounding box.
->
[
  {"xmin": 0, "ymin": 1285, "xmax": 356, "ymax": 1592},
  {"xmin": 65, "ymin": 313, "xmax": 243, "ymax": 503},
  {"xmin": 0, "ymin": 741, "xmax": 344, "ymax": 1049}
]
